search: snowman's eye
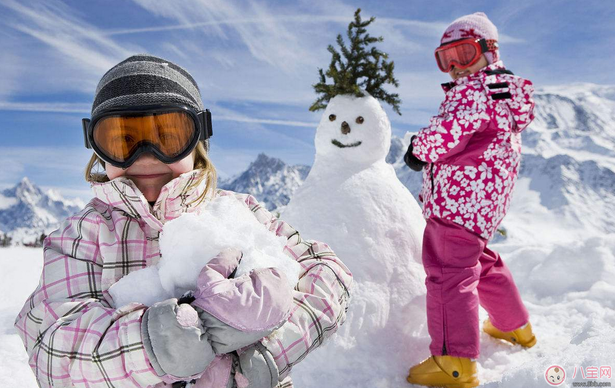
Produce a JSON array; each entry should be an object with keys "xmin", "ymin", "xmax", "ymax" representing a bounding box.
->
[
  {"xmin": 329, "ymin": 114, "xmax": 336, "ymax": 121},
  {"xmin": 356, "ymin": 116, "xmax": 364, "ymax": 124}
]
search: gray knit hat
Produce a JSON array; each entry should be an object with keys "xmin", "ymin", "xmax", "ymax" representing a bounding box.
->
[
  {"xmin": 92, "ymin": 54, "xmax": 204, "ymax": 117},
  {"xmin": 90, "ymin": 54, "xmax": 210, "ymax": 151}
]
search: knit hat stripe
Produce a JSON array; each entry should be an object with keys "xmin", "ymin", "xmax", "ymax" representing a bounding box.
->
[
  {"xmin": 95, "ymin": 61, "xmax": 201, "ymax": 103},
  {"xmin": 93, "ymin": 93, "xmax": 199, "ymax": 118},
  {"xmin": 92, "ymin": 74, "xmax": 203, "ymax": 116},
  {"xmin": 101, "ymin": 54, "xmax": 198, "ymax": 89}
]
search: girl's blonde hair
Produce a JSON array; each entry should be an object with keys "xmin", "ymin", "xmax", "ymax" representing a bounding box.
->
[{"xmin": 84, "ymin": 142, "xmax": 217, "ymax": 205}]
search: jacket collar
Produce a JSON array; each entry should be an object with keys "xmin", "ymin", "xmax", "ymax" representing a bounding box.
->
[
  {"xmin": 441, "ymin": 60, "xmax": 506, "ymax": 92},
  {"xmin": 91, "ymin": 169, "xmax": 209, "ymax": 231}
]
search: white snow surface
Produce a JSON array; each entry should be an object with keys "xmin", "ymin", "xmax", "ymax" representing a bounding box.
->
[
  {"xmin": 3, "ymin": 231, "xmax": 614, "ymax": 387},
  {"xmin": 109, "ymin": 195, "xmax": 300, "ymax": 308}
]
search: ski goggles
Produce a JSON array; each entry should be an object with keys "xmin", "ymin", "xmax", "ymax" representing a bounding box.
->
[
  {"xmin": 82, "ymin": 105, "xmax": 212, "ymax": 168},
  {"xmin": 435, "ymin": 38, "xmax": 499, "ymax": 73}
]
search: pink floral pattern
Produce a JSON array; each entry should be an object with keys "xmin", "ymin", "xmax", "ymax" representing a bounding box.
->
[{"xmin": 412, "ymin": 61, "xmax": 535, "ymax": 240}]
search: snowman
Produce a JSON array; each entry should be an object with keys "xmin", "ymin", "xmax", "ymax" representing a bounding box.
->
[{"xmin": 282, "ymin": 9, "xmax": 428, "ymax": 387}]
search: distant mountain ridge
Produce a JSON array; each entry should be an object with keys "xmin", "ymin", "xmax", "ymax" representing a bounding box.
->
[
  {"xmin": 218, "ymin": 153, "xmax": 310, "ymax": 213},
  {"xmin": 0, "ymin": 177, "xmax": 85, "ymax": 244}
]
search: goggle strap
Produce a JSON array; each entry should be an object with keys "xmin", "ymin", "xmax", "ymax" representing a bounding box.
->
[
  {"xmin": 199, "ymin": 109, "xmax": 213, "ymax": 140},
  {"xmin": 82, "ymin": 118, "xmax": 92, "ymax": 149},
  {"xmin": 482, "ymin": 39, "xmax": 499, "ymax": 52}
]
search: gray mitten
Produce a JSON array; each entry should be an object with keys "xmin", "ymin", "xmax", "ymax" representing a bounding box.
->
[
  {"xmin": 141, "ymin": 298, "xmax": 215, "ymax": 379},
  {"xmin": 233, "ymin": 343, "xmax": 279, "ymax": 388},
  {"xmin": 198, "ymin": 311, "xmax": 276, "ymax": 355}
]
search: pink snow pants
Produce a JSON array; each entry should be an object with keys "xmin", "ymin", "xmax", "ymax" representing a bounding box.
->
[{"xmin": 422, "ymin": 217, "xmax": 529, "ymax": 359}]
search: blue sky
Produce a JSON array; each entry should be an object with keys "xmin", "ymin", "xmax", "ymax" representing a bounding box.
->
[{"xmin": 0, "ymin": 0, "xmax": 614, "ymax": 201}]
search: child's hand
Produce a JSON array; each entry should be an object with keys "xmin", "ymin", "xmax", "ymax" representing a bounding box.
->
[
  {"xmin": 404, "ymin": 135, "xmax": 428, "ymax": 171},
  {"xmin": 192, "ymin": 248, "xmax": 293, "ymax": 354},
  {"xmin": 141, "ymin": 298, "xmax": 215, "ymax": 379},
  {"xmin": 234, "ymin": 343, "xmax": 279, "ymax": 388}
]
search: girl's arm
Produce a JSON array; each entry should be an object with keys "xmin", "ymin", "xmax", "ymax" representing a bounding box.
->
[
  {"xmin": 230, "ymin": 192, "xmax": 353, "ymax": 381},
  {"xmin": 13, "ymin": 203, "xmax": 163, "ymax": 388},
  {"xmin": 412, "ymin": 83, "xmax": 491, "ymax": 164}
]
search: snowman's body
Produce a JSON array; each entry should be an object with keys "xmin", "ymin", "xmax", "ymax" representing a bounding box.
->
[{"xmin": 283, "ymin": 94, "xmax": 428, "ymax": 386}]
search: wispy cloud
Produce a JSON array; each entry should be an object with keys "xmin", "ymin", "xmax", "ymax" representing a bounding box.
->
[
  {"xmin": 129, "ymin": 0, "xmax": 316, "ymax": 73},
  {"xmin": 0, "ymin": 102, "xmax": 90, "ymax": 113},
  {"xmin": 0, "ymin": 51, "xmax": 23, "ymax": 99},
  {"xmin": 0, "ymin": 0, "xmax": 143, "ymax": 98},
  {"xmin": 103, "ymin": 15, "xmax": 344, "ymax": 37},
  {"xmin": 2, "ymin": 0, "xmax": 134, "ymax": 75},
  {"xmin": 102, "ymin": 12, "xmax": 452, "ymax": 55},
  {"xmin": 216, "ymin": 115, "xmax": 315, "ymax": 128},
  {"xmin": 0, "ymin": 101, "xmax": 316, "ymax": 128}
]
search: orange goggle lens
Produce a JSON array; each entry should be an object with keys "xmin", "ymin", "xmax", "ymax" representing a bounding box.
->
[{"xmin": 92, "ymin": 111, "xmax": 196, "ymax": 162}]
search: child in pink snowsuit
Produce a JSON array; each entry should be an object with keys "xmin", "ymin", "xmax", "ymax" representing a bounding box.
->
[{"xmin": 404, "ymin": 13, "xmax": 536, "ymax": 387}]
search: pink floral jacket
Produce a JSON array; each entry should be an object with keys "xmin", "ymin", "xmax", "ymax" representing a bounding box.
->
[
  {"xmin": 14, "ymin": 170, "xmax": 352, "ymax": 387},
  {"xmin": 412, "ymin": 61, "xmax": 535, "ymax": 240}
]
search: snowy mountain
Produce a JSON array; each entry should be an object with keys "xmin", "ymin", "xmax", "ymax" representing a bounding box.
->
[
  {"xmin": 0, "ymin": 177, "xmax": 85, "ymax": 244},
  {"xmin": 218, "ymin": 153, "xmax": 310, "ymax": 213},
  {"xmin": 518, "ymin": 84, "xmax": 615, "ymax": 237}
]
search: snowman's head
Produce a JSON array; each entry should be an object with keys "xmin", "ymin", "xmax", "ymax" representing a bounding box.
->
[{"xmin": 315, "ymin": 94, "xmax": 391, "ymax": 165}]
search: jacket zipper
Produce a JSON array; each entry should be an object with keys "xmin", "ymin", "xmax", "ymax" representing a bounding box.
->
[{"xmin": 430, "ymin": 164, "xmax": 435, "ymax": 195}]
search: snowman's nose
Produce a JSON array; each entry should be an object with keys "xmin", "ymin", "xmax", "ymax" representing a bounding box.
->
[{"xmin": 341, "ymin": 121, "xmax": 351, "ymax": 135}]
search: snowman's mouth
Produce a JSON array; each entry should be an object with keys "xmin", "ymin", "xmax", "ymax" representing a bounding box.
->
[{"xmin": 332, "ymin": 139, "xmax": 362, "ymax": 148}]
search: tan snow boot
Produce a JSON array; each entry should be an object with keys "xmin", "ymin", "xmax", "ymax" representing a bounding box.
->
[
  {"xmin": 406, "ymin": 355, "xmax": 479, "ymax": 387},
  {"xmin": 482, "ymin": 319, "xmax": 537, "ymax": 348}
]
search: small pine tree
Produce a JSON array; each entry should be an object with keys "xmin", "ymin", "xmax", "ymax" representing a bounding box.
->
[{"xmin": 310, "ymin": 8, "xmax": 402, "ymax": 115}]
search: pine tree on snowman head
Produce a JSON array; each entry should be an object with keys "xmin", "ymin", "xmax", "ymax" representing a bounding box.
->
[
  {"xmin": 310, "ymin": 9, "xmax": 401, "ymax": 166},
  {"xmin": 309, "ymin": 8, "xmax": 401, "ymax": 115}
]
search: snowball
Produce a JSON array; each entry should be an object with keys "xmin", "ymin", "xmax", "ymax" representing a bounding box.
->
[
  {"xmin": 109, "ymin": 195, "xmax": 300, "ymax": 308},
  {"xmin": 108, "ymin": 266, "xmax": 170, "ymax": 308}
]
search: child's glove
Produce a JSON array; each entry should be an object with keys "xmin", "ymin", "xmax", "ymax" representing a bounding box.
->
[
  {"xmin": 192, "ymin": 248, "xmax": 293, "ymax": 355},
  {"xmin": 237, "ymin": 343, "xmax": 279, "ymax": 388},
  {"xmin": 232, "ymin": 343, "xmax": 279, "ymax": 388},
  {"xmin": 404, "ymin": 135, "xmax": 427, "ymax": 172},
  {"xmin": 192, "ymin": 344, "xmax": 279, "ymax": 388},
  {"xmin": 141, "ymin": 298, "xmax": 215, "ymax": 379}
]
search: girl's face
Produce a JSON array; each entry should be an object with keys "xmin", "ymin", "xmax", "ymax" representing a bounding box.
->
[
  {"xmin": 449, "ymin": 54, "xmax": 489, "ymax": 80},
  {"xmin": 105, "ymin": 152, "xmax": 195, "ymax": 202}
]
